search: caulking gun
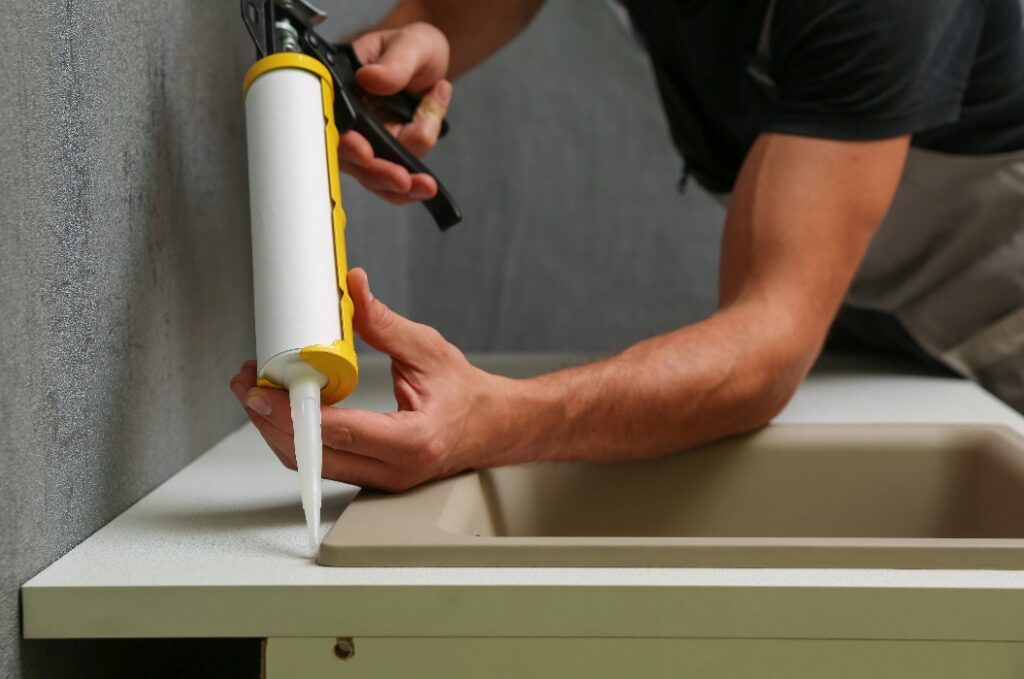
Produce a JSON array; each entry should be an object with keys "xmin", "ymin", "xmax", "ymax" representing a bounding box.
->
[{"xmin": 239, "ymin": 0, "xmax": 461, "ymax": 551}]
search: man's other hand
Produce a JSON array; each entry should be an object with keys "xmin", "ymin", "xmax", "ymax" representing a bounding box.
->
[
  {"xmin": 339, "ymin": 23, "xmax": 452, "ymax": 206},
  {"xmin": 230, "ymin": 268, "xmax": 515, "ymax": 492}
]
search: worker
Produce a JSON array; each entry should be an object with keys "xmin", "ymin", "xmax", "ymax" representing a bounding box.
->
[{"xmin": 230, "ymin": 0, "xmax": 1024, "ymax": 491}]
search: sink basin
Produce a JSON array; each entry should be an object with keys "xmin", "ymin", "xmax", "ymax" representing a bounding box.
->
[{"xmin": 319, "ymin": 425, "xmax": 1024, "ymax": 569}]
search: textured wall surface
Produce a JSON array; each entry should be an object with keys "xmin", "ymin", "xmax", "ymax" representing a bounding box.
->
[
  {"xmin": 325, "ymin": 0, "xmax": 725, "ymax": 354},
  {"xmin": 0, "ymin": 1, "xmax": 258, "ymax": 677}
]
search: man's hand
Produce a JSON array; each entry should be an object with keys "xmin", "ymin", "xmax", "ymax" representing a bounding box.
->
[
  {"xmin": 338, "ymin": 1, "xmax": 548, "ymax": 206},
  {"xmin": 229, "ymin": 268, "xmax": 516, "ymax": 492},
  {"xmin": 340, "ymin": 23, "xmax": 452, "ymax": 206}
]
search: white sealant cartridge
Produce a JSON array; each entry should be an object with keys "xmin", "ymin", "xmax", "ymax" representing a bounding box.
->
[{"xmin": 243, "ymin": 53, "xmax": 358, "ymax": 552}]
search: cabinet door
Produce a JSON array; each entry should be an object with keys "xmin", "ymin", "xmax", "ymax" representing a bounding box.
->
[{"xmin": 264, "ymin": 636, "xmax": 1024, "ymax": 679}]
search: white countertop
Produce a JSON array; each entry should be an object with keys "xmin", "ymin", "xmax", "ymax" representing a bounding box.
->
[{"xmin": 22, "ymin": 353, "xmax": 1024, "ymax": 640}]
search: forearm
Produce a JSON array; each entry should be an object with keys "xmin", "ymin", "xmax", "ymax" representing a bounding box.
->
[
  {"xmin": 373, "ymin": 0, "xmax": 545, "ymax": 77},
  {"xmin": 491, "ymin": 304, "xmax": 816, "ymax": 467},
  {"xmin": 484, "ymin": 133, "xmax": 909, "ymax": 469}
]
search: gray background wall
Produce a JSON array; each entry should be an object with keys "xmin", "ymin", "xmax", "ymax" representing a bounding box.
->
[{"xmin": 1, "ymin": 1, "xmax": 722, "ymax": 677}]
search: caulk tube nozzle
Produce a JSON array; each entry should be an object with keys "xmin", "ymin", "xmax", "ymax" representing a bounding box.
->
[{"xmin": 286, "ymin": 362, "xmax": 326, "ymax": 552}]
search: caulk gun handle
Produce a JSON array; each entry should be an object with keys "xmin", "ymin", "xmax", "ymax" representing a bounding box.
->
[{"xmin": 352, "ymin": 111, "xmax": 462, "ymax": 231}]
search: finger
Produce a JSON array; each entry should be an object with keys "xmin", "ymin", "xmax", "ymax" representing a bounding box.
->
[
  {"xmin": 376, "ymin": 190, "xmax": 421, "ymax": 206},
  {"xmin": 322, "ymin": 447, "xmax": 400, "ymax": 490},
  {"xmin": 350, "ymin": 29, "xmax": 388, "ymax": 65},
  {"xmin": 230, "ymin": 370, "xmax": 255, "ymax": 402},
  {"xmin": 362, "ymin": 158, "xmax": 415, "ymax": 194},
  {"xmin": 397, "ymin": 80, "xmax": 451, "ymax": 157},
  {"xmin": 243, "ymin": 386, "xmax": 423, "ymax": 463},
  {"xmin": 339, "ymin": 130, "xmax": 435, "ymax": 201},
  {"xmin": 237, "ymin": 360, "xmax": 258, "ymax": 383},
  {"xmin": 339, "ymin": 162, "xmax": 407, "ymax": 204},
  {"xmin": 338, "ymin": 169, "xmax": 422, "ymax": 205},
  {"xmin": 344, "ymin": 178, "xmax": 430, "ymax": 205},
  {"xmin": 339, "ymin": 131, "xmax": 374, "ymax": 168},
  {"xmin": 247, "ymin": 391, "xmax": 403, "ymax": 487},
  {"xmin": 320, "ymin": 407, "xmax": 423, "ymax": 461},
  {"xmin": 347, "ymin": 267, "xmax": 448, "ymax": 362},
  {"xmin": 339, "ymin": 157, "xmax": 428, "ymax": 204},
  {"xmin": 355, "ymin": 26, "xmax": 448, "ymax": 95},
  {"xmin": 244, "ymin": 386, "xmax": 293, "ymax": 432},
  {"xmin": 339, "ymin": 133, "xmax": 415, "ymax": 188},
  {"xmin": 339, "ymin": 157, "xmax": 379, "ymax": 186},
  {"xmin": 369, "ymin": 189, "xmax": 422, "ymax": 206},
  {"xmin": 343, "ymin": 155, "xmax": 414, "ymax": 194},
  {"xmin": 408, "ymin": 173, "xmax": 438, "ymax": 201}
]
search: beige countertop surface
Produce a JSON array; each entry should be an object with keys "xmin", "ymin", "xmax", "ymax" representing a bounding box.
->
[{"xmin": 22, "ymin": 353, "xmax": 1024, "ymax": 640}]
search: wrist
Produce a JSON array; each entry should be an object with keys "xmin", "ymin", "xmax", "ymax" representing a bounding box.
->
[
  {"xmin": 474, "ymin": 370, "xmax": 564, "ymax": 469},
  {"xmin": 491, "ymin": 359, "xmax": 614, "ymax": 466}
]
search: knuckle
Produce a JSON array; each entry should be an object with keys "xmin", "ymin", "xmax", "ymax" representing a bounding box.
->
[
  {"xmin": 401, "ymin": 427, "xmax": 443, "ymax": 467},
  {"xmin": 373, "ymin": 301, "xmax": 399, "ymax": 332},
  {"xmin": 422, "ymin": 326, "xmax": 450, "ymax": 354},
  {"xmin": 409, "ymin": 131, "xmax": 436, "ymax": 153},
  {"xmin": 409, "ymin": 21, "xmax": 447, "ymax": 47},
  {"xmin": 420, "ymin": 435, "xmax": 447, "ymax": 465},
  {"xmin": 407, "ymin": 21, "xmax": 435, "ymax": 38},
  {"xmin": 326, "ymin": 426, "xmax": 356, "ymax": 450}
]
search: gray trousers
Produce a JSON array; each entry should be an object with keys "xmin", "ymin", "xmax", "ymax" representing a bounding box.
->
[{"xmin": 827, "ymin": 306, "xmax": 1023, "ymax": 415}]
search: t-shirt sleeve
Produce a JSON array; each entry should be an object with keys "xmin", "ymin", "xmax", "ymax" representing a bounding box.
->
[{"xmin": 766, "ymin": 0, "xmax": 987, "ymax": 140}]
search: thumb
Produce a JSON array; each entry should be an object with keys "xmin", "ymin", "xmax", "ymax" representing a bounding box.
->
[
  {"xmin": 353, "ymin": 24, "xmax": 449, "ymax": 96},
  {"xmin": 348, "ymin": 268, "xmax": 445, "ymax": 363}
]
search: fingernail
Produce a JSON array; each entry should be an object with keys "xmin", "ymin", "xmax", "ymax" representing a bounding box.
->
[
  {"xmin": 410, "ymin": 186, "xmax": 432, "ymax": 200},
  {"xmin": 246, "ymin": 390, "xmax": 272, "ymax": 416}
]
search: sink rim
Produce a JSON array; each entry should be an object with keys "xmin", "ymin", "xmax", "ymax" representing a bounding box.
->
[{"xmin": 319, "ymin": 424, "xmax": 1024, "ymax": 569}]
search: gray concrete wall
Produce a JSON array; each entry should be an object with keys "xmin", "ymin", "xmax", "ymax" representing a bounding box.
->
[
  {"xmin": 1, "ymin": 1, "xmax": 723, "ymax": 676},
  {"xmin": 1, "ymin": 1, "xmax": 258, "ymax": 677}
]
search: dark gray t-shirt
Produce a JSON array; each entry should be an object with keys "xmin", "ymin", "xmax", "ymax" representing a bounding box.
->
[{"xmin": 623, "ymin": 0, "xmax": 1024, "ymax": 193}]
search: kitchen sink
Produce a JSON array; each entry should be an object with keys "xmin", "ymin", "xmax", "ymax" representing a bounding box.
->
[{"xmin": 320, "ymin": 425, "xmax": 1024, "ymax": 569}]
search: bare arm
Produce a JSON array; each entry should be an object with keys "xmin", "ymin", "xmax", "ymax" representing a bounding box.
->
[
  {"xmin": 231, "ymin": 134, "xmax": 909, "ymax": 490},
  {"xmin": 501, "ymin": 133, "xmax": 910, "ymax": 463}
]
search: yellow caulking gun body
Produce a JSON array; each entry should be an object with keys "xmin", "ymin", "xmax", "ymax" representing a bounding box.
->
[{"xmin": 240, "ymin": 0, "xmax": 462, "ymax": 554}]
